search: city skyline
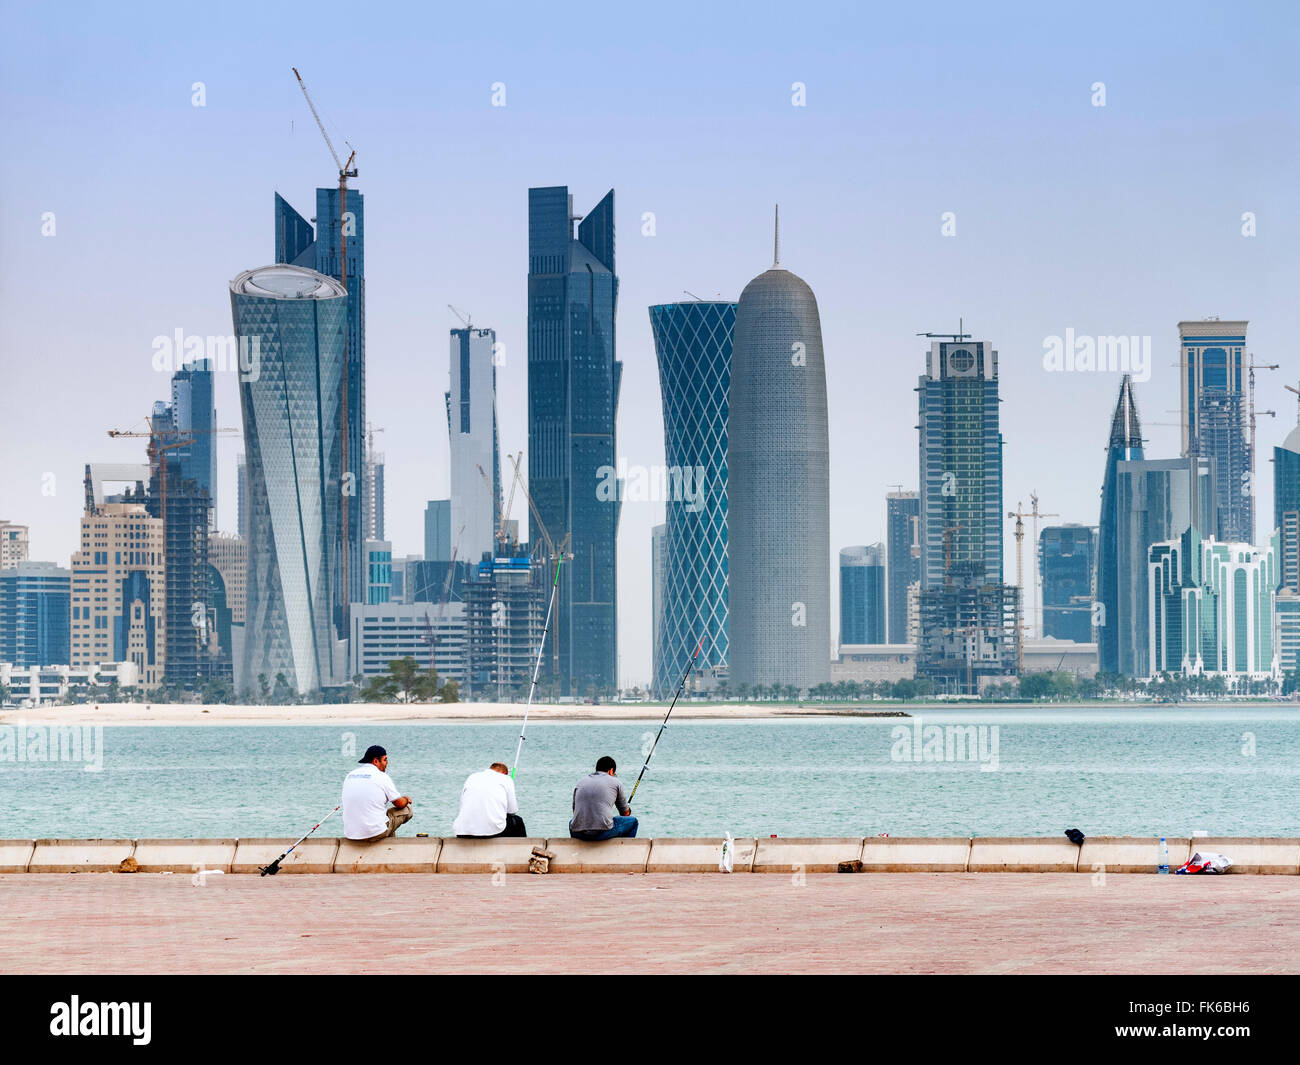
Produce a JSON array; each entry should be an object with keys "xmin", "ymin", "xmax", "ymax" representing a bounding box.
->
[{"xmin": 3, "ymin": 2, "xmax": 1298, "ymax": 687}]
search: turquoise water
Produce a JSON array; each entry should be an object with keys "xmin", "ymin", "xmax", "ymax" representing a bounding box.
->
[{"xmin": 2, "ymin": 707, "xmax": 1298, "ymax": 839}]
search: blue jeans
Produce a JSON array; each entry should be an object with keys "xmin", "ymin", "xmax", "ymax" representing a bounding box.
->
[{"xmin": 570, "ymin": 815, "xmax": 638, "ymax": 841}]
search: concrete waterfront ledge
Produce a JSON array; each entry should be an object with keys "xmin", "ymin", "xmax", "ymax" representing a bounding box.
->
[
  {"xmin": 3, "ymin": 837, "xmax": 1299, "ymax": 874},
  {"xmin": 861, "ymin": 837, "xmax": 972, "ymax": 872},
  {"xmin": 969, "ymin": 836, "xmax": 1082, "ymax": 873},
  {"xmin": 646, "ymin": 837, "xmax": 758, "ymax": 873},
  {"xmin": 1077, "ymin": 836, "xmax": 1190, "ymax": 874},
  {"xmin": 230, "ymin": 838, "xmax": 339, "ymax": 874},
  {"xmin": 133, "ymin": 839, "xmax": 237, "ymax": 874},
  {"xmin": 753, "ymin": 837, "xmax": 864, "ymax": 873}
]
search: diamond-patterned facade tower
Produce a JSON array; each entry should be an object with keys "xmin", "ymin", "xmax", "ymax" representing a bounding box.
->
[
  {"xmin": 649, "ymin": 301, "xmax": 735, "ymax": 696},
  {"xmin": 230, "ymin": 264, "xmax": 348, "ymax": 695}
]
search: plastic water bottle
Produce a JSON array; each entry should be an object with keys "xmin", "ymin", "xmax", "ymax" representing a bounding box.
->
[{"xmin": 1157, "ymin": 836, "xmax": 1170, "ymax": 874}]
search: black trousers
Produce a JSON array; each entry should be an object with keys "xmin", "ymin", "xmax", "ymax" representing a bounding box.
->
[{"xmin": 457, "ymin": 813, "xmax": 527, "ymax": 839}]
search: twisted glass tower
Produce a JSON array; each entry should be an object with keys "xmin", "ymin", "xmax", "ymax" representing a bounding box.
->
[
  {"xmin": 727, "ymin": 215, "xmax": 831, "ymax": 691},
  {"xmin": 649, "ymin": 300, "xmax": 735, "ymax": 696},
  {"xmin": 230, "ymin": 264, "xmax": 348, "ymax": 695}
]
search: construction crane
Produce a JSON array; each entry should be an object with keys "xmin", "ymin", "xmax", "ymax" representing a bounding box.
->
[
  {"xmin": 448, "ymin": 305, "xmax": 473, "ymax": 330},
  {"xmin": 1006, "ymin": 503, "xmax": 1029, "ymax": 674},
  {"xmin": 107, "ymin": 420, "xmax": 238, "ymax": 522},
  {"xmin": 916, "ymin": 318, "xmax": 972, "ymax": 342},
  {"xmin": 1248, "ymin": 353, "xmax": 1278, "ymax": 500},
  {"xmin": 1286, "ymin": 382, "xmax": 1300, "ymax": 425},
  {"xmin": 294, "ymin": 66, "xmax": 358, "ymax": 618},
  {"xmin": 1028, "ymin": 492, "xmax": 1059, "ymax": 640}
]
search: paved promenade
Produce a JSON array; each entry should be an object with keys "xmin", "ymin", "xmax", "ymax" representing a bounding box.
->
[{"xmin": 3, "ymin": 872, "xmax": 1297, "ymax": 974}]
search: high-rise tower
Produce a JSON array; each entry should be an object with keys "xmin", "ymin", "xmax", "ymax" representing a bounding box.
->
[
  {"xmin": 229, "ymin": 263, "xmax": 349, "ymax": 695},
  {"xmin": 727, "ymin": 210, "xmax": 830, "ymax": 691},
  {"xmin": 649, "ymin": 299, "xmax": 735, "ymax": 697},
  {"xmin": 885, "ymin": 491, "xmax": 920, "ymax": 644},
  {"xmin": 527, "ymin": 186, "xmax": 621, "ymax": 696},
  {"xmin": 1095, "ymin": 375, "xmax": 1144, "ymax": 674},
  {"xmin": 447, "ymin": 327, "xmax": 501, "ymax": 566}
]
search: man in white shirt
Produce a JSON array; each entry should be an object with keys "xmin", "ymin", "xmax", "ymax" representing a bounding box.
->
[
  {"xmin": 452, "ymin": 762, "xmax": 527, "ymax": 838},
  {"xmin": 342, "ymin": 745, "xmax": 414, "ymax": 842}
]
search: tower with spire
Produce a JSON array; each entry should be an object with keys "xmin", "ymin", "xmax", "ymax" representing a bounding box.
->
[
  {"xmin": 1095, "ymin": 375, "xmax": 1145, "ymax": 674},
  {"xmin": 726, "ymin": 206, "xmax": 831, "ymax": 691}
]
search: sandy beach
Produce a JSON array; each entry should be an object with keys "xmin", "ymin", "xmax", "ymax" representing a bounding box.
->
[{"xmin": 6, "ymin": 700, "xmax": 906, "ymax": 727}]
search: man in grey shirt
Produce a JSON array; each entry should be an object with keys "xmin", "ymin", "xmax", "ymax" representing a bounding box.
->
[{"xmin": 569, "ymin": 755, "xmax": 638, "ymax": 840}]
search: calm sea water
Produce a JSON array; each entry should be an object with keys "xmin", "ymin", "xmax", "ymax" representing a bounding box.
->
[{"xmin": 3, "ymin": 707, "xmax": 1298, "ymax": 839}]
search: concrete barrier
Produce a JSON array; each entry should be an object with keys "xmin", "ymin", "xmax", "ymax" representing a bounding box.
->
[
  {"xmin": 133, "ymin": 839, "xmax": 238, "ymax": 874},
  {"xmin": 969, "ymin": 837, "xmax": 1080, "ymax": 873},
  {"xmin": 1076, "ymin": 836, "xmax": 1189, "ymax": 874},
  {"xmin": 29, "ymin": 839, "xmax": 136, "ymax": 873},
  {"xmin": 861, "ymin": 837, "xmax": 972, "ymax": 872},
  {"xmin": 1193, "ymin": 837, "xmax": 1300, "ymax": 875},
  {"xmin": 334, "ymin": 837, "xmax": 443, "ymax": 873},
  {"xmin": 753, "ymin": 837, "xmax": 864, "ymax": 874},
  {"xmin": 436, "ymin": 838, "xmax": 549, "ymax": 874},
  {"xmin": 546, "ymin": 838, "xmax": 652, "ymax": 873},
  {"xmin": 646, "ymin": 837, "xmax": 757, "ymax": 873},
  {"xmin": 0, "ymin": 840, "xmax": 35, "ymax": 873},
  {"xmin": 230, "ymin": 837, "xmax": 339, "ymax": 874}
]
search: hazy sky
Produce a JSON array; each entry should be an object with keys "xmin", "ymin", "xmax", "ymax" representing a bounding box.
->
[{"xmin": 2, "ymin": 0, "xmax": 1297, "ymax": 687}]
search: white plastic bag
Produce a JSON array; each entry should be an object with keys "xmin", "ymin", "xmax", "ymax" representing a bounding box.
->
[{"xmin": 719, "ymin": 831, "xmax": 735, "ymax": 873}]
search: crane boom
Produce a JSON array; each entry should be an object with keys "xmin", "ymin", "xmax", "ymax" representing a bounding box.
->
[{"xmin": 292, "ymin": 67, "xmax": 343, "ymax": 172}]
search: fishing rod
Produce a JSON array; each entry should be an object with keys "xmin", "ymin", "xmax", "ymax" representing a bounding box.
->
[
  {"xmin": 512, "ymin": 546, "xmax": 567, "ymax": 778},
  {"xmin": 628, "ymin": 635, "xmax": 704, "ymax": 803},
  {"xmin": 259, "ymin": 804, "xmax": 340, "ymax": 876}
]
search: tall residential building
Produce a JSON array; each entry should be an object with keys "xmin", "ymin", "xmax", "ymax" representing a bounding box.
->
[
  {"xmin": 727, "ymin": 215, "xmax": 830, "ymax": 692},
  {"xmin": 527, "ymin": 185, "xmax": 621, "ymax": 695},
  {"xmin": 167, "ymin": 358, "xmax": 217, "ymax": 526},
  {"xmin": 424, "ymin": 500, "xmax": 451, "ymax": 562},
  {"xmin": 1112, "ymin": 456, "xmax": 1215, "ymax": 678},
  {"xmin": 651, "ymin": 522, "xmax": 667, "ymax": 695},
  {"xmin": 0, "ymin": 521, "xmax": 29, "ymax": 569},
  {"xmin": 0, "ymin": 561, "xmax": 70, "ymax": 667},
  {"xmin": 649, "ymin": 300, "xmax": 735, "ymax": 698},
  {"xmin": 916, "ymin": 336, "xmax": 1017, "ymax": 694},
  {"xmin": 885, "ymin": 491, "xmax": 920, "ymax": 644},
  {"xmin": 465, "ymin": 547, "xmax": 546, "ymax": 700},
  {"xmin": 208, "ymin": 532, "xmax": 246, "ymax": 681},
  {"xmin": 71, "ymin": 503, "xmax": 165, "ymax": 687},
  {"xmin": 840, "ymin": 545, "xmax": 886, "ymax": 646},
  {"xmin": 367, "ymin": 452, "xmax": 386, "ymax": 542},
  {"xmin": 1273, "ymin": 425, "xmax": 1300, "ymax": 592},
  {"xmin": 1277, "ymin": 590, "xmax": 1300, "ymax": 679},
  {"xmin": 146, "ymin": 455, "xmax": 214, "ymax": 684},
  {"xmin": 447, "ymin": 327, "xmax": 501, "ymax": 566},
  {"xmin": 229, "ymin": 263, "xmax": 349, "ymax": 695},
  {"xmin": 1039, "ymin": 525, "xmax": 1097, "ymax": 643},
  {"xmin": 275, "ymin": 189, "xmax": 367, "ymax": 608},
  {"xmin": 365, "ymin": 540, "xmax": 392, "ymax": 604},
  {"xmin": 1179, "ymin": 320, "xmax": 1251, "ymax": 542},
  {"xmin": 236, "ymin": 455, "xmax": 249, "ymax": 541},
  {"xmin": 1095, "ymin": 376, "xmax": 1144, "ymax": 674},
  {"xmin": 918, "ymin": 339, "xmax": 1003, "ymax": 588},
  {"xmin": 1149, "ymin": 527, "xmax": 1278, "ymax": 683}
]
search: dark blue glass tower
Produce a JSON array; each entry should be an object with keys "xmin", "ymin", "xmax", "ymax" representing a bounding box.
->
[
  {"xmin": 1096, "ymin": 376, "xmax": 1144, "ymax": 673},
  {"xmin": 1039, "ymin": 525, "xmax": 1097, "ymax": 643},
  {"xmin": 0, "ymin": 562, "xmax": 70, "ymax": 667},
  {"xmin": 840, "ymin": 545, "xmax": 886, "ymax": 645},
  {"xmin": 886, "ymin": 491, "xmax": 920, "ymax": 643},
  {"xmin": 528, "ymin": 186, "xmax": 620, "ymax": 696},
  {"xmin": 275, "ymin": 189, "xmax": 367, "ymax": 609},
  {"xmin": 649, "ymin": 300, "xmax": 734, "ymax": 696}
]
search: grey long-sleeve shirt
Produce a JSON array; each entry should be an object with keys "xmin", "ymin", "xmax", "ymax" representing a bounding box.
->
[{"xmin": 570, "ymin": 771, "xmax": 630, "ymax": 832}]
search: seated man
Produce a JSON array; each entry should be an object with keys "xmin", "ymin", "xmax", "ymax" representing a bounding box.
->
[
  {"xmin": 452, "ymin": 761, "xmax": 527, "ymax": 838},
  {"xmin": 342, "ymin": 745, "xmax": 413, "ymax": 842},
  {"xmin": 569, "ymin": 755, "xmax": 638, "ymax": 841}
]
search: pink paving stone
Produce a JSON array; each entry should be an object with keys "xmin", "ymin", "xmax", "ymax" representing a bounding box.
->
[{"xmin": 1, "ymin": 872, "xmax": 1297, "ymax": 975}]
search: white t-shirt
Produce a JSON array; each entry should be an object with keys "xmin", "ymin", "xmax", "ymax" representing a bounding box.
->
[
  {"xmin": 452, "ymin": 769, "xmax": 519, "ymax": 836},
  {"xmin": 341, "ymin": 765, "xmax": 401, "ymax": 840}
]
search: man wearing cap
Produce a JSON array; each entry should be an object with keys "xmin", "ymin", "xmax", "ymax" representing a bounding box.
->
[{"xmin": 342, "ymin": 745, "xmax": 414, "ymax": 842}]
